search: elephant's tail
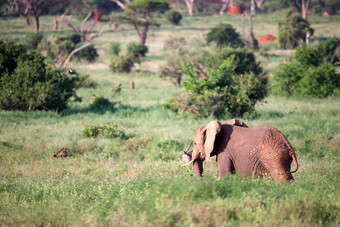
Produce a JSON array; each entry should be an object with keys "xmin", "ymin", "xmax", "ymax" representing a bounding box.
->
[{"xmin": 290, "ymin": 152, "xmax": 299, "ymax": 173}]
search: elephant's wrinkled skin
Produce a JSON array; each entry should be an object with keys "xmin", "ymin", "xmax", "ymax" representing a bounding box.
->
[{"xmin": 185, "ymin": 119, "xmax": 298, "ymax": 182}]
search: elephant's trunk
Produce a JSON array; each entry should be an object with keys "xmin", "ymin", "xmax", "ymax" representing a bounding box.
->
[{"xmin": 193, "ymin": 160, "xmax": 203, "ymax": 177}]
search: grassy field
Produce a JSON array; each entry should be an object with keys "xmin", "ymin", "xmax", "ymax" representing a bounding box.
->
[{"xmin": 0, "ymin": 12, "xmax": 340, "ymax": 226}]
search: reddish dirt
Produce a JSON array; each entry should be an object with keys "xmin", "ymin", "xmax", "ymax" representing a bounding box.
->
[
  {"xmin": 258, "ymin": 34, "xmax": 276, "ymax": 44},
  {"xmin": 228, "ymin": 5, "xmax": 244, "ymax": 15}
]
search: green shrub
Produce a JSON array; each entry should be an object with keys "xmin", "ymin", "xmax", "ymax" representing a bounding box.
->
[
  {"xmin": 164, "ymin": 55, "xmax": 268, "ymax": 118},
  {"xmin": 127, "ymin": 42, "xmax": 148, "ymax": 60},
  {"xmin": 206, "ymin": 24, "xmax": 243, "ymax": 48},
  {"xmin": 277, "ymin": 11, "xmax": 314, "ymax": 49},
  {"xmin": 39, "ymin": 34, "xmax": 97, "ymax": 62},
  {"xmin": 110, "ymin": 56, "xmax": 134, "ymax": 73},
  {"xmin": 82, "ymin": 123, "xmax": 125, "ymax": 138},
  {"xmin": 75, "ymin": 44, "xmax": 98, "ymax": 62},
  {"xmin": 165, "ymin": 10, "xmax": 182, "ymax": 25},
  {"xmin": 89, "ymin": 95, "xmax": 115, "ymax": 110},
  {"xmin": 109, "ymin": 42, "xmax": 121, "ymax": 56},
  {"xmin": 205, "ymin": 46, "xmax": 263, "ymax": 75},
  {"xmin": 273, "ymin": 45, "xmax": 340, "ymax": 98},
  {"xmin": 316, "ymin": 38, "xmax": 340, "ymax": 64},
  {"xmin": 0, "ymin": 40, "xmax": 76, "ymax": 111},
  {"xmin": 311, "ymin": 5, "xmax": 322, "ymax": 15},
  {"xmin": 24, "ymin": 33, "xmax": 43, "ymax": 50}
]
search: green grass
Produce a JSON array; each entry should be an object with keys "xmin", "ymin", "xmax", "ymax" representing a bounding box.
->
[{"xmin": 0, "ymin": 11, "xmax": 340, "ymax": 226}]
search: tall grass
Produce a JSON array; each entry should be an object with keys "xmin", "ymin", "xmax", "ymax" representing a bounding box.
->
[{"xmin": 0, "ymin": 11, "xmax": 339, "ymax": 226}]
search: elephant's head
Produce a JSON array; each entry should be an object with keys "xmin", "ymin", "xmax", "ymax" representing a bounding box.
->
[{"xmin": 183, "ymin": 121, "xmax": 221, "ymax": 176}]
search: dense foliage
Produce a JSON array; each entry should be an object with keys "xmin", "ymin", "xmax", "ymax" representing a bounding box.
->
[
  {"xmin": 206, "ymin": 24, "xmax": 243, "ymax": 48},
  {"xmin": 273, "ymin": 45, "xmax": 340, "ymax": 98},
  {"xmin": 0, "ymin": 40, "xmax": 76, "ymax": 111},
  {"xmin": 277, "ymin": 11, "xmax": 314, "ymax": 49},
  {"xmin": 164, "ymin": 54, "xmax": 268, "ymax": 118},
  {"xmin": 110, "ymin": 56, "xmax": 134, "ymax": 73},
  {"xmin": 109, "ymin": 42, "xmax": 121, "ymax": 56},
  {"xmin": 165, "ymin": 10, "xmax": 182, "ymax": 25},
  {"xmin": 83, "ymin": 123, "xmax": 125, "ymax": 138},
  {"xmin": 316, "ymin": 37, "xmax": 340, "ymax": 64},
  {"xmin": 39, "ymin": 34, "xmax": 98, "ymax": 63}
]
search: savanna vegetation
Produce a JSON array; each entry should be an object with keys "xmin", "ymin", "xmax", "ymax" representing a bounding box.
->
[{"xmin": 0, "ymin": 0, "xmax": 339, "ymax": 226}]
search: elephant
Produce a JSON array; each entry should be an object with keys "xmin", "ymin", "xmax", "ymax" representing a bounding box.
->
[{"xmin": 182, "ymin": 119, "xmax": 298, "ymax": 182}]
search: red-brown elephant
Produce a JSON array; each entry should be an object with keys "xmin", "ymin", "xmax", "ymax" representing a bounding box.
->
[{"xmin": 183, "ymin": 119, "xmax": 298, "ymax": 182}]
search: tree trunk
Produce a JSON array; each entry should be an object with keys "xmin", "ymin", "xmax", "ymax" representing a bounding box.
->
[
  {"xmin": 33, "ymin": 15, "xmax": 39, "ymax": 33},
  {"xmin": 53, "ymin": 17, "xmax": 58, "ymax": 30},
  {"xmin": 184, "ymin": 0, "xmax": 194, "ymax": 16},
  {"xmin": 302, "ymin": 0, "xmax": 309, "ymax": 19},
  {"xmin": 219, "ymin": 0, "xmax": 230, "ymax": 15},
  {"xmin": 140, "ymin": 22, "xmax": 149, "ymax": 45},
  {"xmin": 23, "ymin": 16, "xmax": 31, "ymax": 26},
  {"xmin": 251, "ymin": 0, "xmax": 256, "ymax": 16}
]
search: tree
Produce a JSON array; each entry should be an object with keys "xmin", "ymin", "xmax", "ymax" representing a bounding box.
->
[
  {"xmin": 183, "ymin": 0, "xmax": 194, "ymax": 16},
  {"xmin": 13, "ymin": 0, "xmax": 66, "ymax": 33},
  {"xmin": 123, "ymin": 0, "xmax": 169, "ymax": 44},
  {"xmin": 55, "ymin": 12, "xmax": 103, "ymax": 68},
  {"xmin": 277, "ymin": 11, "xmax": 314, "ymax": 49},
  {"xmin": 206, "ymin": 23, "xmax": 243, "ymax": 48}
]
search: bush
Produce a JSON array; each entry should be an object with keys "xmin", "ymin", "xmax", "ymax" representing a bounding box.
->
[
  {"xmin": 164, "ymin": 55, "xmax": 268, "ymax": 118},
  {"xmin": 277, "ymin": 11, "xmax": 314, "ymax": 49},
  {"xmin": 24, "ymin": 33, "xmax": 43, "ymax": 50},
  {"xmin": 38, "ymin": 34, "xmax": 97, "ymax": 62},
  {"xmin": 127, "ymin": 42, "xmax": 148, "ymax": 61},
  {"xmin": 206, "ymin": 24, "xmax": 243, "ymax": 48},
  {"xmin": 74, "ymin": 44, "xmax": 98, "ymax": 62},
  {"xmin": 0, "ymin": 40, "xmax": 76, "ymax": 111},
  {"xmin": 110, "ymin": 56, "xmax": 134, "ymax": 73},
  {"xmin": 89, "ymin": 95, "xmax": 115, "ymax": 111},
  {"xmin": 273, "ymin": 45, "xmax": 340, "ymax": 98},
  {"xmin": 316, "ymin": 38, "xmax": 340, "ymax": 64},
  {"xmin": 165, "ymin": 10, "xmax": 182, "ymax": 25},
  {"xmin": 82, "ymin": 123, "xmax": 125, "ymax": 138},
  {"xmin": 109, "ymin": 42, "xmax": 121, "ymax": 56},
  {"xmin": 205, "ymin": 46, "xmax": 263, "ymax": 75}
]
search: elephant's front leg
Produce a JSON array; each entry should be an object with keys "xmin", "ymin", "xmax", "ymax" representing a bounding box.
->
[
  {"xmin": 193, "ymin": 160, "xmax": 203, "ymax": 177},
  {"xmin": 217, "ymin": 152, "xmax": 234, "ymax": 178}
]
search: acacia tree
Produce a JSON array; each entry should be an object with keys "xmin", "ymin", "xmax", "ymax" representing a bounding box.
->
[
  {"xmin": 123, "ymin": 0, "xmax": 169, "ymax": 45},
  {"xmin": 13, "ymin": 0, "xmax": 66, "ymax": 33}
]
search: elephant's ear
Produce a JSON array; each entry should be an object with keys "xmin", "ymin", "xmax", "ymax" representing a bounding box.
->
[
  {"xmin": 224, "ymin": 119, "xmax": 248, "ymax": 128},
  {"xmin": 203, "ymin": 121, "xmax": 221, "ymax": 163}
]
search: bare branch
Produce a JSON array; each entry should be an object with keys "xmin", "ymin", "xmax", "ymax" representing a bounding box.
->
[{"xmin": 60, "ymin": 30, "xmax": 104, "ymax": 69}]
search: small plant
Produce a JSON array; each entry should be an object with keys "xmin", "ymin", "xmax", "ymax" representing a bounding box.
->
[
  {"xmin": 109, "ymin": 42, "xmax": 121, "ymax": 56},
  {"xmin": 82, "ymin": 123, "xmax": 125, "ymax": 138},
  {"xmin": 90, "ymin": 95, "xmax": 115, "ymax": 110},
  {"xmin": 110, "ymin": 56, "xmax": 134, "ymax": 73},
  {"xmin": 127, "ymin": 42, "xmax": 148, "ymax": 61},
  {"xmin": 206, "ymin": 23, "xmax": 243, "ymax": 47},
  {"xmin": 165, "ymin": 10, "xmax": 182, "ymax": 25}
]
